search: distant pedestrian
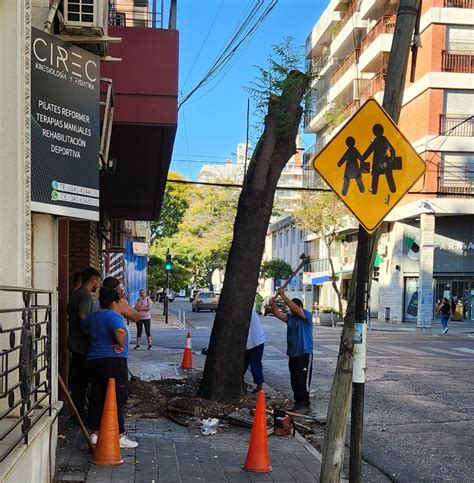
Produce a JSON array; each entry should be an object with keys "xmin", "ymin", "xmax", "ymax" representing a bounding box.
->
[
  {"xmin": 66, "ymin": 267, "xmax": 101, "ymax": 422},
  {"xmin": 82, "ymin": 287, "xmax": 138, "ymax": 449},
  {"xmin": 244, "ymin": 309, "xmax": 266, "ymax": 392},
  {"xmin": 270, "ymin": 288, "xmax": 313, "ymax": 412},
  {"xmin": 134, "ymin": 289, "xmax": 152, "ymax": 350},
  {"xmin": 436, "ymin": 297, "xmax": 451, "ymax": 334}
]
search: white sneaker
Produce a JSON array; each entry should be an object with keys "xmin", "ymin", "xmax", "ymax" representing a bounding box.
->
[
  {"xmin": 90, "ymin": 433, "xmax": 98, "ymax": 445},
  {"xmin": 119, "ymin": 434, "xmax": 138, "ymax": 448},
  {"xmin": 442, "ymin": 327, "xmax": 449, "ymax": 334}
]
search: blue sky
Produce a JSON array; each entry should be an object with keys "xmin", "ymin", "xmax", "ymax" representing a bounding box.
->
[{"xmin": 171, "ymin": 0, "xmax": 326, "ymax": 180}]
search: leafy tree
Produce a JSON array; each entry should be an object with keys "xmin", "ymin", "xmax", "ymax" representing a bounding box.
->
[
  {"xmin": 148, "ymin": 183, "xmax": 239, "ymax": 292},
  {"xmin": 260, "ymin": 259, "xmax": 293, "ymax": 280},
  {"xmin": 293, "ymin": 192, "xmax": 353, "ymax": 316},
  {"xmin": 199, "ymin": 39, "xmax": 309, "ymax": 401},
  {"xmin": 150, "ymin": 171, "xmax": 193, "ymax": 242}
]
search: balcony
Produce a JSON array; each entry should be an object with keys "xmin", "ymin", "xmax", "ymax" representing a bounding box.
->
[
  {"xmin": 440, "ymin": 114, "xmax": 474, "ymax": 136},
  {"xmin": 100, "ymin": 7, "xmax": 178, "ymax": 220},
  {"xmin": 360, "ymin": 72, "xmax": 385, "ymax": 100},
  {"xmin": 442, "ymin": 51, "xmax": 474, "ymax": 73},
  {"xmin": 330, "ymin": 49, "xmax": 359, "ymax": 86},
  {"xmin": 443, "ymin": 0, "xmax": 473, "ymax": 7},
  {"xmin": 339, "ymin": 1, "xmax": 359, "ymax": 30},
  {"xmin": 359, "ymin": 16, "xmax": 396, "ymax": 55}
]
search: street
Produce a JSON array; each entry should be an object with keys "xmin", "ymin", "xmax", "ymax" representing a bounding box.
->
[{"xmin": 164, "ymin": 298, "xmax": 474, "ymax": 482}]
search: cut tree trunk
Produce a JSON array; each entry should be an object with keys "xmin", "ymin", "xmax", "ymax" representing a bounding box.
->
[{"xmin": 198, "ymin": 71, "xmax": 309, "ymax": 401}]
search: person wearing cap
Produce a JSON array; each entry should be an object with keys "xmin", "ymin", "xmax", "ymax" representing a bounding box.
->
[{"xmin": 270, "ymin": 287, "xmax": 313, "ymax": 412}]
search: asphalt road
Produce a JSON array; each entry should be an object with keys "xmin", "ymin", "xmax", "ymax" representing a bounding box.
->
[{"xmin": 159, "ymin": 298, "xmax": 474, "ymax": 482}]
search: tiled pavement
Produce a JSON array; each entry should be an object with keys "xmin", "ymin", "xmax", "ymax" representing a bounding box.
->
[
  {"xmin": 54, "ymin": 307, "xmax": 322, "ymax": 482},
  {"xmin": 55, "ymin": 416, "xmax": 321, "ymax": 482}
]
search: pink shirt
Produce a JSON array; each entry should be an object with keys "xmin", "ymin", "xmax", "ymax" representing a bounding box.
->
[{"xmin": 135, "ymin": 296, "xmax": 151, "ymax": 320}]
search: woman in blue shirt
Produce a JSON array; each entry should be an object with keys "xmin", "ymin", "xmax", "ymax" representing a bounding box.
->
[{"xmin": 82, "ymin": 288, "xmax": 138, "ymax": 449}]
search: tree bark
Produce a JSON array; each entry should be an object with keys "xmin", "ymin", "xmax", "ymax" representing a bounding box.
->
[
  {"xmin": 199, "ymin": 71, "xmax": 309, "ymax": 401},
  {"xmin": 327, "ymin": 253, "xmax": 343, "ymax": 316},
  {"xmin": 319, "ymin": 2, "xmax": 421, "ymax": 480}
]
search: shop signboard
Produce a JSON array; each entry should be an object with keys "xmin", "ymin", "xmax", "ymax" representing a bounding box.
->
[
  {"xmin": 31, "ymin": 28, "xmax": 100, "ymax": 220},
  {"xmin": 312, "ymin": 99, "xmax": 426, "ymax": 233}
]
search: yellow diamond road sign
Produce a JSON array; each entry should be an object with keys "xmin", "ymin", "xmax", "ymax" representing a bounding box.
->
[{"xmin": 312, "ymin": 99, "xmax": 426, "ymax": 233}]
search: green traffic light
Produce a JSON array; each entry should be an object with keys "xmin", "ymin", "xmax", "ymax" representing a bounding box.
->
[{"xmin": 165, "ymin": 263, "xmax": 172, "ymax": 271}]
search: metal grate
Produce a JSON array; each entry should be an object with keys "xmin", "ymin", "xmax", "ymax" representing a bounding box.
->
[{"xmin": 0, "ymin": 286, "xmax": 53, "ymax": 462}]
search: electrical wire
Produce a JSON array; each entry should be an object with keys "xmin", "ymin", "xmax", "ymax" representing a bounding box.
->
[
  {"xmin": 178, "ymin": 0, "xmax": 278, "ymax": 109},
  {"xmin": 166, "ymin": 178, "xmax": 474, "ymax": 197},
  {"xmin": 180, "ymin": 0, "xmax": 224, "ymax": 91}
]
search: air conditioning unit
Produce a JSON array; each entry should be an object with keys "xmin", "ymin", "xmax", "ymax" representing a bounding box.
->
[
  {"xmin": 63, "ymin": 0, "xmax": 108, "ymax": 35},
  {"xmin": 110, "ymin": 219, "xmax": 124, "ymax": 249}
]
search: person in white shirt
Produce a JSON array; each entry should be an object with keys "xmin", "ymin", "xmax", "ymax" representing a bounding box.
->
[{"xmin": 244, "ymin": 308, "xmax": 266, "ymax": 392}]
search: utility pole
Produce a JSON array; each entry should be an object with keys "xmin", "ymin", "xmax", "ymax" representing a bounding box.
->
[
  {"xmin": 164, "ymin": 248, "xmax": 172, "ymax": 324},
  {"xmin": 348, "ymin": 1, "xmax": 421, "ymax": 481}
]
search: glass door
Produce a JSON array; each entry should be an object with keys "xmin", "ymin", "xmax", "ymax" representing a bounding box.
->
[{"xmin": 404, "ymin": 277, "xmax": 418, "ymax": 321}]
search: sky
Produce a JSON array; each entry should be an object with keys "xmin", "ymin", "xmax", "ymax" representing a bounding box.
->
[{"xmin": 170, "ymin": 0, "xmax": 326, "ymax": 180}]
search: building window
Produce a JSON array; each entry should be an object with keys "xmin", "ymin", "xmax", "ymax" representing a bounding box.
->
[
  {"xmin": 291, "ymin": 226, "xmax": 296, "ymax": 243},
  {"xmin": 285, "ymin": 229, "xmax": 289, "ymax": 246},
  {"xmin": 272, "ymin": 233, "xmax": 277, "ymax": 252},
  {"xmin": 279, "ymin": 232, "xmax": 283, "ymax": 248}
]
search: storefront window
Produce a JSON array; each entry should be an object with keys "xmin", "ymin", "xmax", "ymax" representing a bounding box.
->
[
  {"xmin": 404, "ymin": 277, "xmax": 418, "ymax": 320},
  {"xmin": 434, "ymin": 278, "xmax": 473, "ymax": 321}
]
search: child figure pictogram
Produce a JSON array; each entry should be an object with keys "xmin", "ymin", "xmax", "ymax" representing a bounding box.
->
[{"xmin": 337, "ymin": 136, "xmax": 366, "ymax": 196}]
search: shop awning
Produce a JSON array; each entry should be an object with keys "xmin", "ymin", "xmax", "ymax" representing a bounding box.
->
[{"xmin": 311, "ymin": 275, "xmax": 331, "ymax": 285}]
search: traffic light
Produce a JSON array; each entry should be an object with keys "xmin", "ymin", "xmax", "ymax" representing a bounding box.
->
[
  {"xmin": 165, "ymin": 249, "xmax": 172, "ymax": 271},
  {"xmin": 372, "ymin": 266, "xmax": 380, "ymax": 280}
]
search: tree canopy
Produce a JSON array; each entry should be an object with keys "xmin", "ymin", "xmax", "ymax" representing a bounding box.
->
[
  {"xmin": 260, "ymin": 258, "xmax": 293, "ymax": 280},
  {"xmin": 148, "ymin": 182, "xmax": 239, "ymax": 291}
]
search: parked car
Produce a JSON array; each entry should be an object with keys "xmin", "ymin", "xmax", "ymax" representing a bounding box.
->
[
  {"xmin": 262, "ymin": 296, "xmax": 288, "ymax": 316},
  {"xmin": 192, "ymin": 291, "xmax": 220, "ymax": 312},
  {"xmin": 189, "ymin": 289, "xmax": 199, "ymax": 302}
]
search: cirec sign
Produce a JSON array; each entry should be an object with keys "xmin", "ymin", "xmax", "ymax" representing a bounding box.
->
[
  {"xmin": 312, "ymin": 99, "xmax": 426, "ymax": 233},
  {"xmin": 33, "ymin": 36, "xmax": 98, "ymax": 85}
]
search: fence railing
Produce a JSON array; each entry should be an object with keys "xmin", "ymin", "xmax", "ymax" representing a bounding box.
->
[
  {"xmin": 331, "ymin": 49, "xmax": 359, "ymax": 86},
  {"xmin": 441, "ymin": 50, "xmax": 474, "ymax": 73},
  {"xmin": 440, "ymin": 114, "xmax": 474, "ymax": 136},
  {"xmin": 339, "ymin": 0, "xmax": 360, "ymax": 30},
  {"xmin": 360, "ymin": 72, "xmax": 386, "ymax": 99},
  {"xmin": 0, "ymin": 286, "xmax": 53, "ymax": 462},
  {"xmin": 444, "ymin": 0, "xmax": 473, "ymax": 7},
  {"xmin": 109, "ymin": 0, "xmax": 165, "ymax": 28},
  {"xmin": 359, "ymin": 16, "xmax": 396, "ymax": 54}
]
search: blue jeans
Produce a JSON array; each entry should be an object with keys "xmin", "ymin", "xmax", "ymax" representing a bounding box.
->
[
  {"xmin": 440, "ymin": 314, "xmax": 449, "ymax": 330},
  {"xmin": 244, "ymin": 343, "xmax": 264, "ymax": 385}
]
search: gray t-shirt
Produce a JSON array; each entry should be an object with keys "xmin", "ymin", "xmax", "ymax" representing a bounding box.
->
[{"xmin": 67, "ymin": 287, "xmax": 93, "ymax": 355}]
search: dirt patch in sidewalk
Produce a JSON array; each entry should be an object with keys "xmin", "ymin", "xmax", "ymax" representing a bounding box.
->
[{"xmin": 126, "ymin": 373, "xmax": 325, "ymax": 446}]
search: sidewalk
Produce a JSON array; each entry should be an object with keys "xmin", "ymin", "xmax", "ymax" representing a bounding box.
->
[{"xmin": 54, "ymin": 311, "xmax": 322, "ymax": 482}]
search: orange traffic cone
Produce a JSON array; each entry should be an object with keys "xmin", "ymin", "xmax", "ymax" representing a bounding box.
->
[
  {"xmin": 243, "ymin": 390, "xmax": 272, "ymax": 473},
  {"xmin": 181, "ymin": 332, "xmax": 193, "ymax": 369},
  {"xmin": 91, "ymin": 378, "xmax": 123, "ymax": 466}
]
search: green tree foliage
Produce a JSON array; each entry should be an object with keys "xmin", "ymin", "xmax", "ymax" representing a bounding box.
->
[
  {"xmin": 260, "ymin": 259, "xmax": 293, "ymax": 280},
  {"xmin": 245, "ymin": 36, "xmax": 305, "ymax": 140},
  {"xmin": 293, "ymin": 192, "xmax": 354, "ymax": 314},
  {"xmin": 148, "ymin": 183, "xmax": 239, "ymax": 291},
  {"xmin": 150, "ymin": 171, "xmax": 193, "ymax": 242}
]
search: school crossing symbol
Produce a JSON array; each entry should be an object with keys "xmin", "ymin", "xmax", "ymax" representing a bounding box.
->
[{"xmin": 312, "ymin": 99, "xmax": 426, "ymax": 233}]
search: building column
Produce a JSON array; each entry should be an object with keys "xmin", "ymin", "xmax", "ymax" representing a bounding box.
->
[{"xmin": 417, "ymin": 213, "xmax": 435, "ymax": 328}]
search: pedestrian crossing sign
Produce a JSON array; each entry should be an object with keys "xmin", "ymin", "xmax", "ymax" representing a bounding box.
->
[{"xmin": 312, "ymin": 99, "xmax": 426, "ymax": 233}]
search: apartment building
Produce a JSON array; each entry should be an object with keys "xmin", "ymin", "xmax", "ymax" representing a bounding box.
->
[
  {"xmin": 304, "ymin": 0, "xmax": 474, "ymax": 325},
  {"xmin": 0, "ymin": 1, "xmax": 178, "ymax": 480}
]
